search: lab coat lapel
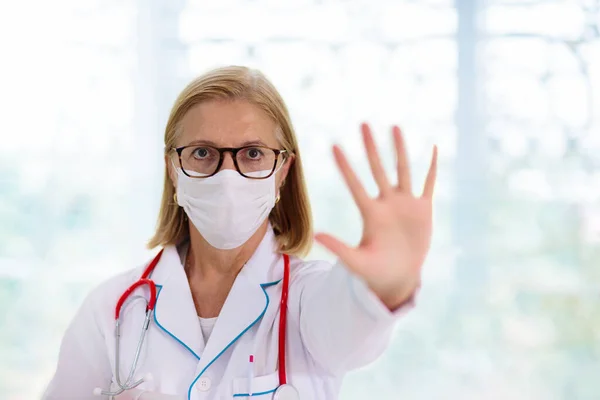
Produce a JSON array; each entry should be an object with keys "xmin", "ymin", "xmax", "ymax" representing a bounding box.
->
[
  {"xmin": 151, "ymin": 245, "xmax": 204, "ymax": 360},
  {"xmin": 196, "ymin": 268, "xmax": 267, "ymax": 371},
  {"xmin": 196, "ymin": 227, "xmax": 282, "ymax": 373}
]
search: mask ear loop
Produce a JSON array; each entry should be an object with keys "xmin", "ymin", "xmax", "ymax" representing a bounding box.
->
[{"xmin": 273, "ymin": 159, "xmax": 286, "ymax": 175}]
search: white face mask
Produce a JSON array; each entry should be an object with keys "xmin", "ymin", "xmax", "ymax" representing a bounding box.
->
[{"xmin": 175, "ymin": 168, "xmax": 277, "ymax": 250}]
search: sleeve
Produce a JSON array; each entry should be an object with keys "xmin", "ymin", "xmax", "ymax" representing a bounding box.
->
[
  {"xmin": 41, "ymin": 290, "xmax": 113, "ymax": 400},
  {"xmin": 293, "ymin": 261, "xmax": 415, "ymax": 374}
]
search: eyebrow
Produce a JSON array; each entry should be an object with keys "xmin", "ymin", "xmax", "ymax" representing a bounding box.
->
[{"xmin": 184, "ymin": 139, "xmax": 270, "ymax": 147}]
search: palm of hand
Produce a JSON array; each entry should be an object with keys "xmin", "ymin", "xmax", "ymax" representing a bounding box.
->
[{"xmin": 315, "ymin": 124, "xmax": 437, "ymax": 309}]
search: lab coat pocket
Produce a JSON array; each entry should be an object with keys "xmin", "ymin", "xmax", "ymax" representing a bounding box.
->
[{"xmin": 232, "ymin": 371, "xmax": 279, "ymax": 397}]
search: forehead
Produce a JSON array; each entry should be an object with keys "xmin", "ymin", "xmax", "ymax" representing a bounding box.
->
[{"xmin": 178, "ymin": 99, "xmax": 278, "ymax": 147}]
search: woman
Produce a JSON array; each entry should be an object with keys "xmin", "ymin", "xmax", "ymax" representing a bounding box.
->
[{"xmin": 43, "ymin": 66, "xmax": 437, "ymax": 400}]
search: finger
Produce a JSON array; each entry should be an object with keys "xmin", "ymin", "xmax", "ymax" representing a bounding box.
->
[
  {"xmin": 314, "ymin": 233, "xmax": 360, "ymax": 269},
  {"xmin": 421, "ymin": 145, "xmax": 438, "ymax": 198},
  {"xmin": 392, "ymin": 125, "xmax": 412, "ymax": 193},
  {"xmin": 362, "ymin": 123, "xmax": 392, "ymax": 195},
  {"xmin": 333, "ymin": 145, "xmax": 370, "ymax": 211}
]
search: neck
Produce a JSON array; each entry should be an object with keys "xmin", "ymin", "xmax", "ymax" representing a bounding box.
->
[{"xmin": 185, "ymin": 221, "xmax": 269, "ymax": 280}]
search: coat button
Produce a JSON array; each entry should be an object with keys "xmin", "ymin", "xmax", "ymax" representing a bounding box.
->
[{"xmin": 197, "ymin": 377, "xmax": 212, "ymax": 392}]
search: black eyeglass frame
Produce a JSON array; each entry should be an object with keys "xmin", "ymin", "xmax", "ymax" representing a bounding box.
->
[{"xmin": 171, "ymin": 145, "xmax": 289, "ymax": 179}]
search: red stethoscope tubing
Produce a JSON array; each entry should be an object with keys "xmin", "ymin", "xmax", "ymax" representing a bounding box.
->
[
  {"xmin": 113, "ymin": 249, "xmax": 291, "ymax": 387},
  {"xmin": 114, "ymin": 249, "xmax": 163, "ymax": 320},
  {"xmin": 278, "ymin": 253, "xmax": 290, "ymax": 385}
]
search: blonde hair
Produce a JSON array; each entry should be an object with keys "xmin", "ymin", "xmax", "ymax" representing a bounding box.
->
[{"xmin": 147, "ymin": 66, "xmax": 313, "ymax": 257}]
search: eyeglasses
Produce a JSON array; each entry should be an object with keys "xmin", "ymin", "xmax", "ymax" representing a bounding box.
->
[{"xmin": 171, "ymin": 144, "xmax": 288, "ymax": 179}]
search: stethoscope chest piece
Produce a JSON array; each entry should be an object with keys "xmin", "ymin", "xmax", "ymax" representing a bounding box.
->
[{"xmin": 273, "ymin": 384, "xmax": 300, "ymax": 400}]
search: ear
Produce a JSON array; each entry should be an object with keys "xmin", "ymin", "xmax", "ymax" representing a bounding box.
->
[
  {"xmin": 166, "ymin": 154, "xmax": 177, "ymax": 186},
  {"xmin": 277, "ymin": 154, "xmax": 294, "ymax": 190}
]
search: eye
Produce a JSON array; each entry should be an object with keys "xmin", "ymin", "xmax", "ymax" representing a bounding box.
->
[
  {"xmin": 245, "ymin": 147, "xmax": 264, "ymax": 160},
  {"xmin": 192, "ymin": 147, "xmax": 211, "ymax": 159}
]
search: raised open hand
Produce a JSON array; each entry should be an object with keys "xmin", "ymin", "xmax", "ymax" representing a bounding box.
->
[{"xmin": 315, "ymin": 123, "xmax": 438, "ymax": 310}]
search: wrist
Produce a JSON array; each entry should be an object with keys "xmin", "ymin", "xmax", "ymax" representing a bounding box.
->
[{"xmin": 377, "ymin": 281, "xmax": 420, "ymax": 311}]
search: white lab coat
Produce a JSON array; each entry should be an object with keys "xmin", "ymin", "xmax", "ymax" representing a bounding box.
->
[{"xmin": 42, "ymin": 228, "xmax": 410, "ymax": 399}]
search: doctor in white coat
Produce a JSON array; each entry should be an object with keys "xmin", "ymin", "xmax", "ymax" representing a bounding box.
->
[{"xmin": 42, "ymin": 66, "xmax": 438, "ymax": 400}]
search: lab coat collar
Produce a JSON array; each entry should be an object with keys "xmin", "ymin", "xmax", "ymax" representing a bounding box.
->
[
  {"xmin": 150, "ymin": 244, "xmax": 204, "ymax": 359},
  {"xmin": 149, "ymin": 225, "xmax": 284, "ymax": 286},
  {"xmin": 238, "ymin": 225, "xmax": 285, "ymax": 285},
  {"xmin": 151, "ymin": 224, "xmax": 283, "ymax": 286},
  {"xmin": 149, "ymin": 225, "xmax": 285, "ymax": 363}
]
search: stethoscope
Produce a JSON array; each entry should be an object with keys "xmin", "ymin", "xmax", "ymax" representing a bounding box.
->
[{"xmin": 93, "ymin": 249, "xmax": 300, "ymax": 400}]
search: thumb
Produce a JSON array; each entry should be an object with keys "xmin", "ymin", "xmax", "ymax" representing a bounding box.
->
[{"xmin": 314, "ymin": 233, "xmax": 358, "ymax": 270}]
